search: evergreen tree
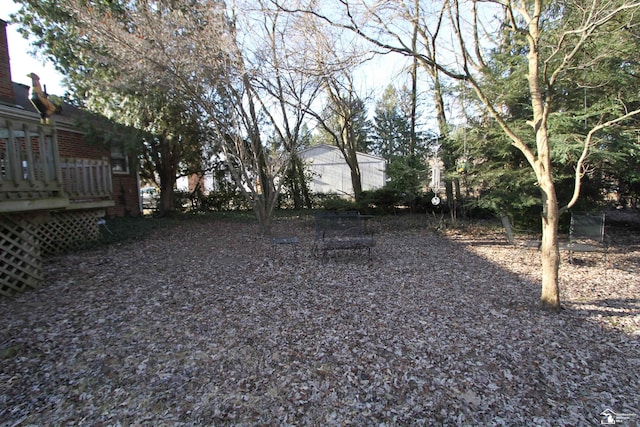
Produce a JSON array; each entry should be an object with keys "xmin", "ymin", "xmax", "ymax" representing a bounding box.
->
[
  {"xmin": 459, "ymin": 2, "xmax": 640, "ymax": 223},
  {"xmin": 12, "ymin": 0, "xmax": 223, "ymax": 216},
  {"xmin": 372, "ymin": 85, "xmax": 435, "ymax": 206},
  {"xmin": 371, "ymin": 85, "xmax": 412, "ymax": 159}
]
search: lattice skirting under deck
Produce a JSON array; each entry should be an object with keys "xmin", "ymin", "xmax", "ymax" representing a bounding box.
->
[
  {"xmin": 1, "ymin": 210, "xmax": 105, "ymax": 297},
  {"xmin": 37, "ymin": 210, "xmax": 104, "ymax": 256},
  {"xmin": 0, "ymin": 214, "xmax": 42, "ymax": 297}
]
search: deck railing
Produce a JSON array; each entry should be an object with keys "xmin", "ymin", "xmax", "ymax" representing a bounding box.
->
[
  {"xmin": 60, "ymin": 157, "xmax": 112, "ymax": 200},
  {"xmin": 1, "ymin": 120, "xmax": 112, "ymax": 210},
  {"xmin": 0, "ymin": 121, "xmax": 63, "ymax": 199}
]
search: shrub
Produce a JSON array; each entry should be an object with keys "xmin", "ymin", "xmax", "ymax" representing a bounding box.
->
[{"xmin": 321, "ymin": 195, "xmax": 359, "ymax": 211}]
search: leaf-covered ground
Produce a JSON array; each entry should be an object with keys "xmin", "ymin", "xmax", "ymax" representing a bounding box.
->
[{"xmin": 1, "ymin": 215, "xmax": 639, "ymax": 426}]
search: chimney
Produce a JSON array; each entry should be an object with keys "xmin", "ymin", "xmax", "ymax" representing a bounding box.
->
[{"xmin": 0, "ymin": 19, "xmax": 16, "ymax": 104}]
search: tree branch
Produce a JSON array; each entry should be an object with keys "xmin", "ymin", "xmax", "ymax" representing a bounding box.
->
[{"xmin": 562, "ymin": 107, "xmax": 640, "ymax": 213}]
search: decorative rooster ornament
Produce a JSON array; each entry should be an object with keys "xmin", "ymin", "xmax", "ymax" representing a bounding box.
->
[{"xmin": 27, "ymin": 73, "xmax": 62, "ymax": 124}]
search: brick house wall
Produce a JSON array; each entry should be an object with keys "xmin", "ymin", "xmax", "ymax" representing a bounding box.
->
[
  {"xmin": 57, "ymin": 129, "xmax": 110, "ymax": 159},
  {"xmin": 56, "ymin": 128, "xmax": 141, "ymax": 217},
  {"xmin": 110, "ymin": 174, "xmax": 140, "ymax": 217},
  {"xmin": 0, "ymin": 21, "xmax": 14, "ymax": 104}
]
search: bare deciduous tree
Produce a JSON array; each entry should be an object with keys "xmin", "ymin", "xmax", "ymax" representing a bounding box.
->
[{"xmin": 278, "ymin": 10, "xmax": 372, "ymax": 201}]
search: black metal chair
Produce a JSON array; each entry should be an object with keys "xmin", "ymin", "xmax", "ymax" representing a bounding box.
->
[{"xmin": 562, "ymin": 212, "xmax": 610, "ymax": 264}]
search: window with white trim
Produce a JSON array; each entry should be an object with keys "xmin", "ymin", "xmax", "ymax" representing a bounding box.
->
[{"xmin": 110, "ymin": 145, "xmax": 129, "ymax": 174}]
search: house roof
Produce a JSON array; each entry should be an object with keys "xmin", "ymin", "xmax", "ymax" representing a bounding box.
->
[
  {"xmin": 298, "ymin": 144, "xmax": 385, "ymax": 162},
  {"xmin": 0, "ymin": 81, "xmax": 85, "ymax": 131},
  {"xmin": 14, "ymin": 82, "xmax": 82, "ymax": 120},
  {"xmin": 0, "ymin": 81, "xmax": 118, "ymax": 136}
]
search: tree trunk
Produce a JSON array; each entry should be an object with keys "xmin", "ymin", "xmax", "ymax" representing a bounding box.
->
[
  {"xmin": 343, "ymin": 130, "xmax": 363, "ymax": 201},
  {"xmin": 255, "ymin": 180, "xmax": 277, "ymax": 235},
  {"xmin": 351, "ymin": 168, "xmax": 363, "ymax": 201},
  {"xmin": 289, "ymin": 155, "xmax": 310, "ymax": 210},
  {"xmin": 291, "ymin": 166, "xmax": 302, "ymax": 210},
  {"xmin": 157, "ymin": 136, "xmax": 178, "ymax": 216},
  {"xmin": 538, "ymin": 180, "xmax": 561, "ymax": 311},
  {"xmin": 254, "ymin": 204, "xmax": 270, "ymax": 233},
  {"xmin": 525, "ymin": 7, "xmax": 561, "ymax": 311},
  {"xmin": 346, "ymin": 148, "xmax": 363, "ymax": 201},
  {"xmin": 406, "ymin": 0, "xmax": 419, "ymax": 156},
  {"xmin": 445, "ymin": 180, "xmax": 455, "ymax": 221},
  {"xmin": 302, "ymin": 176, "xmax": 313, "ymax": 210},
  {"xmin": 158, "ymin": 175, "xmax": 177, "ymax": 216},
  {"xmin": 453, "ymin": 177, "xmax": 463, "ymax": 220}
]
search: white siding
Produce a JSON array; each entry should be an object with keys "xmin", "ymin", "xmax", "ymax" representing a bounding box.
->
[{"xmin": 299, "ymin": 145, "xmax": 386, "ymax": 197}]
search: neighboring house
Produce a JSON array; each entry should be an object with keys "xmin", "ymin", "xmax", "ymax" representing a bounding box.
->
[
  {"xmin": 298, "ymin": 144, "xmax": 386, "ymax": 197},
  {"xmin": 177, "ymin": 145, "xmax": 386, "ymax": 199},
  {"xmin": 176, "ymin": 158, "xmax": 234, "ymax": 194},
  {"xmin": 0, "ymin": 19, "xmax": 140, "ymax": 296}
]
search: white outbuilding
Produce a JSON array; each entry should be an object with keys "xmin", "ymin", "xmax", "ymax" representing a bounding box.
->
[{"xmin": 298, "ymin": 144, "xmax": 386, "ymax": 197}]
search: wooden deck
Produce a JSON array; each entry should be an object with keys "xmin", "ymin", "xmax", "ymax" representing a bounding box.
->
[
  {"xmin": 1, "ymin": 118, "xmax": 115, "ymax": 297},
  {"xmin": 1, "ymin": 119, "xmax": 114, "ymax": 213}
]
